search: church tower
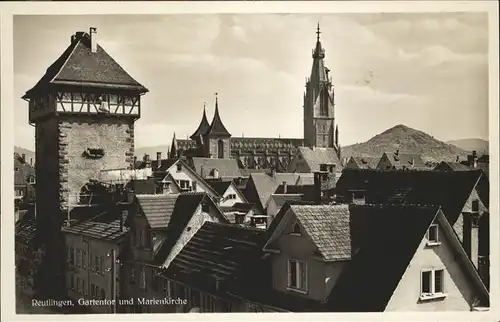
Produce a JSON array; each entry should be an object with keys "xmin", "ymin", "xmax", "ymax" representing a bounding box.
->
[
  {"xmin": 303, "ymin": 24, "xmax": 339, "ymax": 151},
  {"xmin": 202, "ymin": 93, "xmax": 231, "ymax": 158},
  {"xmin": 22, "ymin": 28, "xmax": 148, "ymax": 298}
]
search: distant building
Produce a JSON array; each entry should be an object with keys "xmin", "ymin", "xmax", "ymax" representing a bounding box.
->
[
  {"xmin": 344, "ymin": 156, "xmax": 380, "ymax": 170},
  {"xmin": 169, "ymin": 25, "xmax": 341, "ymax": 172},
  {"xmin": 376, "ymin": 150, "xmax": 426, "ymax": 170},
  {"xmin": 14, "ymin": 153, "xmax": 36, "ymax": 209}
]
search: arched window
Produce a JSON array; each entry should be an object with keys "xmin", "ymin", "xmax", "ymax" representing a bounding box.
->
[
  {"xmin": 217, "ymin": 139, "xmax": 224, "ymax": 159},
  {"xmin": 321, "ymin": 89, "xmax": 329, "ymax": 116},
  {"xmin": 292, "ymin": 223, "xmax": 301, "ymax": 235}
]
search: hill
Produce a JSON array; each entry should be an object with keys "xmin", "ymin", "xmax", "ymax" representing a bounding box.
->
[
  {"xmin": 341, "ymin": 124, "xmax": 469, "ymax": 163},
  {"xmin": 446, "ymin": 138, "xmax": 488, "ymax": 154}
]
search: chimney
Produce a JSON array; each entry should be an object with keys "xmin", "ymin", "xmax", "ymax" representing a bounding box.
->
[
  {"xmin": 200, "ymin": 165, "xmax": 205, "ymax": 178},
  {"xmin": 313, "ymin": 172, "xmax": 322, "ymax": 204},
  {"xmin": 90, "ymin": 27, "xmax": 97, "ymax": 53},
  {"xmin": 144, "ymin": 154, "xmax": 151, "ymax": 168},
  {"xmin": 156, "ymin": 152, "xmax": 162, "ymax": 169},
  {"xmin": 213, "ymin": 169, "xmax": 219, "ymax": 179},
  {"xmin": 282, "ymin": 181, "xmax": 287, "ymax": 194}
]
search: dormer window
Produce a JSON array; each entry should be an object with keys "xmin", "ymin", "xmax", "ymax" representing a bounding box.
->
[
  {"xmin": 426, "ymin": 224, "xmax": 440, "ymax": 246},
  {"xmin": 291, "ymin": 223, "xmax": 301, "ymax": 236}
]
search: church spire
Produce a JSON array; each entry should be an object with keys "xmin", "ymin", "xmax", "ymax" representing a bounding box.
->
[
  {"xmin": 312, "ymin": 22, "xmax": 325, "ymax": 60},
  {"xmin": 204, "ymin": 93, "xmax": 231, "ymax": 137},
  {"xmin": 190, "ymin": 102, "xmax": 210, "ymax": 140}
]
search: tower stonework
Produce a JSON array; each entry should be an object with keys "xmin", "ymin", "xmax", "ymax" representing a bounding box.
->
[
  {"xmin": 303, "ymin": 24, "xmax": 338, "ymax": 150},
  {"xmin": 22, "ymin": 28, "xmax": 148, "ymax": 298}
]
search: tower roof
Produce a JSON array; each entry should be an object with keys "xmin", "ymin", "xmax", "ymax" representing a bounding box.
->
[
  {"xmin": 310, "ymin": 23, "xmax": 328, "ymax": 84},
  {"xmin": 190, "ymin": 104, "xmax": 210, "ymax": 140},
  {"xmin": 204, "ymin": 93, "xmax": 231, "ymax": 137},
  {"xmin": 23, "ymin": 28, "xmax": 148, "ymax": 99}
]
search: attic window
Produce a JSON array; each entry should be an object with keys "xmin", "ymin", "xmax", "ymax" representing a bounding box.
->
[
  {"xmin": 82, "ymin": 148, "xmax": 105, "ymax": 159},
  {"xmin": 291, "ymin": 223, "xmax": 301, "ymax": 236},
  {"xmin": 176, "ymin": 163, "xmax": 182, "ymax": 171},
  {"xmin": 471, "ymin": 199, "xmax": 479, "ymax": 212},
  {"xmin": 426, "ymin": 224, "xmax": 440, "ymax": 246}
]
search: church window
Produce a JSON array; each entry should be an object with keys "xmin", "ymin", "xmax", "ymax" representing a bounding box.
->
[
  {"xmin": 217, "ymin": 140, "xmax": 224, "ymax": 159},
  {"xmin": 320, "ymin": 90, "xmax": 329, "ymax": 116}
]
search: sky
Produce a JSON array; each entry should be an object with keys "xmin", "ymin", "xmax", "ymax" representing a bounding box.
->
[{"xmin": 13, "ymin": 13, "xmax": 489, "ymax": 151}]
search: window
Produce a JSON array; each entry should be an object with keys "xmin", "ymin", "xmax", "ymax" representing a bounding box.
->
[
  {"xmin": 130, "ymin": 268, "xmax": 136, "ymax": 285},
  {"xmin": 320, "ymin": 164, "xmax": 327, "ymax": 172},
  {"xmin": 287, "ymin": 259, "xmax": 307, "ymax": 292},
  {"xmin": 76, "ymin": 249, "xmax": 81, "ymax": 267},
  {"xmin": 90, "ymin": 255, "xmax": 94, "ymax": 271},
  {"xmin": 178, "ymin": 180, "xmax": 190, "ymax": 190},
  {"xmin": 76, "ymin": 277, "xmax": 81, "ymax": 293},
  {"xmin": 95, "ymin": 255, "xmax": 100, "ymax": 273},
  {"xmin": 472, "ymin": 199, "xmax": 479, "ymax": 212},
  {"xmin": 176, "ymin": 163, "xmax": 182, "ymax": 171},
  {"xmin": 82, "ymin": 251, "xmax": 87, "ymax": 268},
  {"xmin": 421, "ymin": 269, "xmax": 445, "ymax": 300},
  {"xmin": 140, "ymin": 268, "xmax": 146, "ymax": 290},
  {"xmin": 426, "ymin": 224, "xmax": 440, "ymax": 245},
  {"xmin": 291, "ymin": 223, "xmax": 301, "ymax": 235},
  {"xmin": 235, "ymin": 214, "xmax": 245, "ymax": 225},
  {"xmin": 217, "ymin": 140, "xmax": 224, "ymax": 159}
]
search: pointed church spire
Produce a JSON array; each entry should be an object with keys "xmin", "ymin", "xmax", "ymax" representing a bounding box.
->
[
  {"xmin": 205, "ymin": 92, "xmax": 231, "ymax": 137},
  {"xmin": 316, "ymin": 22, "xmax": 321, "ymax": 42},
  {"xmin": 190, "ymin": 102, "xmax": 210, "ymax": 140},
  {"xmin": 313, "ymin": 22, "xmax": 325, "ymax": 59}
]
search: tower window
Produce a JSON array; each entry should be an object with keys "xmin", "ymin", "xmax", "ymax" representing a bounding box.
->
[
  {"xmin": 82, "ymin": 148, "xmax": 105, "ymax": 159},
  {"xmin": 217, "ymin": 139, "xmax": 224, "ymax": 159}
]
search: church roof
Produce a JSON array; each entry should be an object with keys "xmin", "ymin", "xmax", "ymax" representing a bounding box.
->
[
  {"xmin": 23, "ymin": 28, "xmax": 148, "ymax": 99},
  {"xmin": 204, "ymin": 95, "xmax": 231, "ymax": 137},
  {"xmin": 190, "ymin": 106, "xmax": 210, "ymax": 140}
]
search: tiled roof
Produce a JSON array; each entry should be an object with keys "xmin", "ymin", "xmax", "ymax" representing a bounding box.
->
[
  {"xmin": 190, "ymin": 108, "xmax": 210, "ymax": 140},
  {"xmin": 151, "ymin": 158, "xmax": 178, "ymax": 173},
  {"xmin": 381, "ymin": 152, "xmax": 426, "ymax": 170},
  {"xmin": 239, "ymin": 168, "xmax": 270, "ymax": 177},
  {"xmin": 62, "ymin": 212, "xmax": 129, "ymax": 241},
  {"xmin": 327, "ymin": 204, "xmax": 440, "ymax": 311},
  {"xmin": 296, "ymin": 147, "xmax": 342, "ymax": 172},
  {"xmin": 290, "ymin": 204, "xmax": 351, "ymax": 261},
  {"xmin": 336, "ymin": 169, "xmax": 487, "ymax": 225},
  {"xmin": 274, "ymin": 184, "xmax": 314, "ymax": 195},
  {"xmin": 163, "ymin": 221, "xmax": 266, "ymax": 282},
  {"xmin": 244, "ymin": 173, "xmax": 280, "ymax": 212},
  {"xmin": 15, "ymin": 211, "xmax": 39, "ymax": 245},
  {"xmin": 23, "ymin": 31, "xmax": 147, "ymax": 98},
  {"xmin": 207, "ymin": 181, "xmax": 232, "ymax": 196},
  {"xmin": 273, "ymin": 173, "xmax": 302, "ymax": 186},
  {"xmin": 153, "ymin": 192, "xmax": 211, "ymax": 265},
  {"xmin": 295, "ymin": 174, "xmax": 315, "ymax": 185},
  {"xmin": 14, "ymin": 154, "xmax": 35, "ymax": 186},
  {"xmin": 136, "ymin": 194, "xmax": 179, "ymax": 229},
  {"xmin": 350, "ymin": 156, "xmax": 380, "ymax": 169},
  {"xmin": 434, "ymin": 161, "xmax": 472, "ymax": 171},
  {"xmin": 191, "ymin": 158, "xmax": 241, "ymax": 178}
]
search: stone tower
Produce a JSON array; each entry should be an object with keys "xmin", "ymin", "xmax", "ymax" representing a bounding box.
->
[
  {"xmin": 303, "ymin": 23, "xmax": 339, "ymax": 151},
  {"xmin": 22, "ymin": 27, "xmax": 148, "ymax": 298},
  {"xmin": 202, "ymin": 93, "xmax": 232, "ymax": 159}
]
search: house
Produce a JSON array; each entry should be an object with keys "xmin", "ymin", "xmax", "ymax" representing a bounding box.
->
[
  {"xmin": 335, "ymin": 168, "xmax": 490, "ymax": 288},
  {"xmin": 259, "ymin": 204, "xmax": 489, "ymax": 312},
  {"xmin": 14, "ymin": 153, "xmax": 36, "ymax": 209},
  {"xmin": 223, "ymin": 202, "xmax": 258, "ymax": 225},
  {"xmin": 157, "ymin": 221, "xmax": 269, "ymax": 313},
  {"xmin": 438, "ymin": 151, "xmax": 489, "ymax": 178},
  {"xmin": 434, "ymin": 161, "xmax": 472, "ymax": 172},
  {"xmin": 376, "ymin": 151, "xmax": 426, "ymax": 170},
  {"xmin": 207, "ymin": 180, "xmax": 247, "ymax": 209},
  {"xmin": 125, "ymin": 178, "xmax": 163, "ymax": 195},
  {"xmin": 120, "ymin": 192, "xmax": 229, "ymax": 313},
  {"xmin": 344, "ymin": 156, "xmax": 380, "ymax": 170},
  {"xmin": 287, "ymin": 147, "xmax": 343, "ymax": 173},
  {"xmin": 243, "ymin": 173, "xmax": 280, "ymax": 216},
  {"xmin": 15, "ymin": 211, "xmax": 44, "ymax": 305},
  {"xmin": 62, "ymin": 209, "xmax": 129, "ymax": 313}
]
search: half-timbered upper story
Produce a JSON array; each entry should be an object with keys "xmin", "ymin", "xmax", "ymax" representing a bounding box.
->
[{"xmin": 22, "ymin": 27, "xmax": 148, "ymax": 124}]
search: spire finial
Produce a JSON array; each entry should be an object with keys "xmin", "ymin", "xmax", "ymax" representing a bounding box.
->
[
  {"xmin": 316, "ymin": 22, "xmax": 321, "ymax": 42},
  {"xmin": 214, "ymin": 92, "xmax": 218, "ymax": 109}
]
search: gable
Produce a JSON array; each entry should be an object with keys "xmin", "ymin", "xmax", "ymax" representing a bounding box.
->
[
  {"xmin": 224, "ymin": 183, "xmax": 247, "ymax": 203},
  {"xmin": 164, "ymin": 161, "xmax": 219, "ymax": 197},
  {"xmin": 386, "ymin": 214, "xmax": 489, "ymax": 311}
]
